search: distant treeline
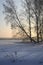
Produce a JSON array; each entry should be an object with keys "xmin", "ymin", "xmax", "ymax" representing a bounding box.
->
[
  {"xmin": 0, "ymin": 37, "xmax": 43, "ymax": 42},
  {"xmin": 0, "ymin": 38, "xmax": 25, "ymax": 40}
]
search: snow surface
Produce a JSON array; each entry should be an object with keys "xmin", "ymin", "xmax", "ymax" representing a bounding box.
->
[{"xmin": 0, "ymin": 40, "xmax": 43, "ymax": 65}]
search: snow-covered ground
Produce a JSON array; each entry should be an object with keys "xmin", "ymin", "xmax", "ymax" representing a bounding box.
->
[{"xmin": 0, "ymin": 40, "xmax": 43, "ymax": 65}]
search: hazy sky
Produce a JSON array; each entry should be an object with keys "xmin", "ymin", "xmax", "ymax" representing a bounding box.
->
[
  {"xmin": 0, "ymin": 0, "xmax": 36, "ymax": 38},
  {"xmin": 0, "ymin": 0, "xmax": 21, "ymax": 38}
]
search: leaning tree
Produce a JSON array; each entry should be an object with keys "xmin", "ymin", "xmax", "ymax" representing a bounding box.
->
[{"xmin": 3, "ymin": 0, "xmax": 36, "ymax": 42}]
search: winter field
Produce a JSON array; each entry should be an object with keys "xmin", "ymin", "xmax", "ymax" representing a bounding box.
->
[{"xmin": 0, "ymin": 40, "xmax": 43, "ymax": 65}]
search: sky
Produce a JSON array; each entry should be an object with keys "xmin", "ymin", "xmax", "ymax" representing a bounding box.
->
[
  {"xmin": 0, "ymin": 0, "xmax": 36, "ymax": 38},
  {"xmin": 0, "ymin": 0, "xmax": 21, "ymax": 38}
]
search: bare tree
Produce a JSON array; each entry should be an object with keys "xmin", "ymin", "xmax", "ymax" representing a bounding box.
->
[
  {"xmin": 22, "ymin": 0, "xmax": 43, "ymax": 42},
  {"xmin": 34, "ymin": 0, "xmax": 43, "ymax": 42},
  {"xmin": 22, "ymin": 0, "xmax": 34, "ymax": 42},
  {"xmin": 3, "ymin": 0, "xmax": 36, "ymax": 43},
  {"xmin": 24, "ymin": 0, "xmax": 32, "ymax": 42}
]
